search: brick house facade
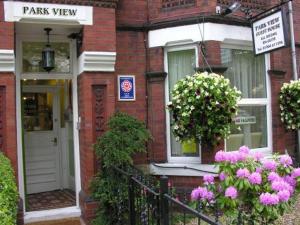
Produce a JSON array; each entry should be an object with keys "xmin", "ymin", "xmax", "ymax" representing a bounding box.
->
[{"xmin": 0, "ymin": 0, "xmax": 299, "ymax": 224}]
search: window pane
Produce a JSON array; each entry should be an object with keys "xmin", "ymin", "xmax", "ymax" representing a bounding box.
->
[
  {"xmin": 23, "ymin": 92, "xmax": 53, "ymax": 132},
  {"xmin": 168, "ymin": 49, "xmax": 198, "ymax": 157},
  {"xmin": 168, "ymin": 49, "xmax": 196, "ymax": 98},
  {"xmin": 221, "ymin": 49, "xmax": 266, "ymax": 98},
  {"xmin": 23, "ymin": 42, "xmax": 70, "ymax": 73},
  {"xmin": 226, "ymin": 106, "xmax": 268, "ymax": 151}
]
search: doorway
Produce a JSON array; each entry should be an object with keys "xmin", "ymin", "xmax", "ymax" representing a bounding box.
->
[
  {"xmin": 16, "ymin": 23, "xmax": 82, "ymax": 220},
  {"xmin": 22, "ymin": 80, "xmax": 76, "ymax": 211}
]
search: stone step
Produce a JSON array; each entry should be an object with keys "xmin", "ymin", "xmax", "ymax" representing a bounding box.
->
[{"xmin": 26, "ymin": 217, "xmax": 82, "ymax": 225}]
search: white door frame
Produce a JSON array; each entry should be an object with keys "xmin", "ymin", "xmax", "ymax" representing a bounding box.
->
[{"xmin": 15, "ymin": 33, "xmax": 82, "ymax": 219}]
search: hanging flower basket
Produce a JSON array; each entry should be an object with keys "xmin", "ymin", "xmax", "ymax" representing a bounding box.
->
[
  {"xmin": 167, "ymin": 72, "xmax": 241, "ymax": 147},
  {"xmin": 279, "ymin": 79, "xmax": 300, "ymax": 130}
]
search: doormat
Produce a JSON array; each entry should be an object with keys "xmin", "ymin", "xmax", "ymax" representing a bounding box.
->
[
  {"xmin": 27, "ymin": 218, "xmax": 81, "ymax": 225},
  {"xmin": 27, "ymin": 189, "xmax": 76, "ymax": 211}
]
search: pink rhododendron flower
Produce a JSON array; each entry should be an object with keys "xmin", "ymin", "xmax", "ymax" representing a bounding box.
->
[
  {"xmin": 236, "ymin": 168, "xmax": 250, "ymax": 178},
  {"xmin": 248, "ymin": 172, "xmax": 262, "ymax": 185},
  {"xmin": 280, "ymin": 155, "xmax": 293, "ymax": 167},
  {"xmin": 268, "ymin": 172, "xmax": 282, "ymax": 183},
  {"xmin": 215, "ymin": 150, "xmax": 226, "ymax": 162},
  {"xmin": 262, "ymin": 160, "xmax": 277, "ymax": 171},
  {"xmin": 292, "ymin": 168, "xmax": 300, "ymax": 178},
  {"xmin": 277, "ymin": 190, "xmax": 290, "ymax": 202},
  {"xmin": 271, "ymin": 181, "xmax": 293, "ymax": 193},
  {"xmin": 225, "ymin": 186, "xmax": 238, "ymax": 199},
  {"xmin": 239, "ymin": 146, "xmax": 250, "ymax": 154},
  {"xmin": 219, "ymin": 172, "xmax": 227, "ymax": 181},
  {"xmin": 256, "ymin": 167, "xmax": 262, "ymax": 173},
  {"xmin": 284, "ymin": 175, "xmax": 296, "ymax": 187},
  {"xmin": 191, "ymin": 187, "xmax": 214, "ymax": 201},
  {"xmin": 203, "ymin": 175, "xmax": 214, "ymax": 184},
  {"xmin": 251, "ymin": 152, "xmax": 263, "ymax": 161},
  {"xmin": 259, "ymin": 193, "xmax": 279, "ymax": 205}
]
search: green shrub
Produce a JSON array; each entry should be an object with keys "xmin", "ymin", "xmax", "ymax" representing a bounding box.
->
[
  {"xmin": 91, "ymin": 112, "xmax": 151, "ymax": 225},
  {"xmin": 0, "ymin": 152, "xmax": 19, "ymax": 225}
]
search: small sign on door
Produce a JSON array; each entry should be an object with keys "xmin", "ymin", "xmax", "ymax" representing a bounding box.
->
[{"xmin": 118, "ymin": 75, "xmax": 136, "ymax": 101}]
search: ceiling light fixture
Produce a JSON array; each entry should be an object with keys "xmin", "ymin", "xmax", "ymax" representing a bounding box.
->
[{"xmin": 42, "ymin": 28, "xmax": 55, "ymax": 72}]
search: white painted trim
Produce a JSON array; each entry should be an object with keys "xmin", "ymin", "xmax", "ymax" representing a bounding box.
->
[
  {"xmin": 4, "ymin": 1, "xmax": 93, "ymax": 25},
  {"xmin": 266, "ymin": 53, "xmax": 273, "ymax": 154},
  {"xmin": 149, "ymin": 23, "xmax": 252, "ymax": 48},
  {"xmin": 78, "ymin": 51, "xmax": 117, "ymax": 73},
  {"xmin": 149, "ymin": 163, "xmax": 218, "ymax": 177},
  {"xmin": 16, "ymin": 34, "xmax": 81, "ymax": 214},
  {"xmin": 71, "ymin": 40, "xmax": 81, "ymax": 208},
  {"xmin": 0, "ymin": 49, "xmax": 15, "ymax": 72},
  {"xmin": 164, "ymin": 44, "xmax": 201, "ymax": 163},
  {"xmin": 24, "ymin": 206, "xmax": 81, "ymax": 224}
]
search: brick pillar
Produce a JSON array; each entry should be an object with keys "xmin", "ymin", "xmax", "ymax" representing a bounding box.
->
[
  {"xmin": 146, "ymin": 72, "xmax": 167, "ymax": 163},
  {"xmin": 78, "ymin": 6, "xmax": 117, "ymax": 224},
  {"xmin": 0, "ymin": 3, "xmax": 22, "ymax": 223},
  {"xmin": 78, "ymin": 73, "xmax": 115, "ymax": 224}
]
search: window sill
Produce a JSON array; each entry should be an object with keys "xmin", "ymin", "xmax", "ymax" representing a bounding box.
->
[{"xmin": 145, "ymin": 163, "xmax": 219, "ymax": 177}]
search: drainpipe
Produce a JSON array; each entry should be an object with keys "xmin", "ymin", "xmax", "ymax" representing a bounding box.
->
[{"xmin": 288, "ymin": 1, "xmax": 300, "ymax": 163}]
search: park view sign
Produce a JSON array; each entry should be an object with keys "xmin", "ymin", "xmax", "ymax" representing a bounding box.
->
[
  {"xmin": 252, "ymin": 10, "xmax": 287, "ymax": 55},
  {"xmin": 4, "ymin": 1, "xmax": 93, "ymax": 25}
]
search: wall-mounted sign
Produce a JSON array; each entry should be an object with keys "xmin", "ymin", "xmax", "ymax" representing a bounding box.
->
[
  {"xmin": 4, "ymin": 1, "xmax": 93, "ymax": 25},
  {"xmin": 118, "ymin": 75, "xmax": 136, "ymax": 101},
  {"xmin": 234, "ymin": 116, "xmax": 256, "ymax": 125},
  {"xmin": 252, "ymin": 10, "xmax": 287, "ymax": 55}
]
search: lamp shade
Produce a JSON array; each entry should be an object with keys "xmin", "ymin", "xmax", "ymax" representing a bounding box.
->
[{"xmin": 42, "ymin": 44, "xmax": 55, "ymax": 72}]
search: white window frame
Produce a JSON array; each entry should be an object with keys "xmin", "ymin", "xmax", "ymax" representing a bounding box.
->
[
  {"xmin": 221, "ymin": 43, "xmax": 273, "ymax": 155},
  {"xmin": 164, "ymin": 44, "xmax": 200, "ymax": 163}
]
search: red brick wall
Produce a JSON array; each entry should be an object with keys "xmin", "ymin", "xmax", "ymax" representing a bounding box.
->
[
  {"xmin": 78, "ymin": 73, "xmax": 115, "ymax": 194},
  {"xmin": 82, "ymin": 7, "xmax": 116, "ymax": 52},
  {"xmin": 0, "ymin": 74, "xmax": 18, "ymax": 178},
  {"xmin": 148, "ymin": 0, "xmax": 217, "ymax": 24},
  {"xmin": 116, "ymin": 0, "xmax": 148, "ymax": 26},
  {"xmin": 78, "ymin": 73, "xmax": 115, "ymax": 224}
]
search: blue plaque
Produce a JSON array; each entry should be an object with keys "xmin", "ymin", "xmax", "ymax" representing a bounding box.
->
[{"xmin": 118, "ymin": 75, "xmax": 135, "ymax": 101}]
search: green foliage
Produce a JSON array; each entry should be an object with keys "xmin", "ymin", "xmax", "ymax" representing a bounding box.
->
[
  {"xmin": 279, "ymin": 79, "xmax": 300, "ymax": 130},
  {"xmin": 91, "ymin": 112, "xmax": 151, "ymax": 225},
  {"xmin": 0, "ymin": 152, "xmax": 19, "ymax": 225},
  {"xmin": 167, "ymin": 72, "xmax": 241, "ymax": 147}
]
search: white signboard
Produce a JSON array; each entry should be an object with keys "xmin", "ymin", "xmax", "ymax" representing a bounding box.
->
[
  {"xmin": 4, "ymin": 1, "xmax": 93, "ymax": 25},
  {"xmin": 234, "ymin": 116, "xmax": 256, "ymax": 125},
  {"xmin": 252, "ymin": 10, "xmax": 286, "ymax": 55}
]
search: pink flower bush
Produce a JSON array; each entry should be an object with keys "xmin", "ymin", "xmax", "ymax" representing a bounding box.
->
[
  {"xmin": 191, "ymin": 146, "xmax": 299, "ymax": 224},
  {"xmin": 239, "ymin": 146, "xmax": 250, "ymax": 154},
  {"xmin": 259, "ymin": 193, "xmax": 279, "ymax": 205},
  {"xmin": 262, "ymin": 160, "xmax": 277, "ymax": 171},
  {"xmin": 277, "ymin": 190, "xmax": 290, "ymax": 202},
  {"xmin": 292, "ymin": 168, "xmax": 300, "ymax": 177},
  {"xmin": 203, "ymin": 175, "xmax": 214, "ymax": 184},
  {"xmin": 236, "ymin": 168, "xmax": 250, "ymax": 178},
  {"xmin": 280, "ymin": 155, "xmax": 293, "ymax": 167},
  {"xmin": 219, "ymin": 172, "xmax": 227, "ymax": 181},
  {"xmin": 191, "ymin": 187, "xmax": 214, "ymax": 201},
  {"xmin": 248, "ymin": 172, "xmax": 262, "ymax": 185},
  {"xmin": 225, "ymin": 186, "xmax": 238, "ymax": 199}
]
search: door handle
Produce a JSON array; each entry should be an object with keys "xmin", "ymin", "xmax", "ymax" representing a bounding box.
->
[{"xmin": 51, "ymin": 137, "xmax": 58, "ymax": 146}]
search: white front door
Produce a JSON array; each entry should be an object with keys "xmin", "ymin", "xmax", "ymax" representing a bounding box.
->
[{"xmin": 23, "ymin": 86, "xmax": 61, "ymax": 194}]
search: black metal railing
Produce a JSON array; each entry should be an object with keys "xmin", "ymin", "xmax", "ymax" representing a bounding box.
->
[{"xmin": 112, "ymin": 166, "xmax": 220, "ymax": 225}]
